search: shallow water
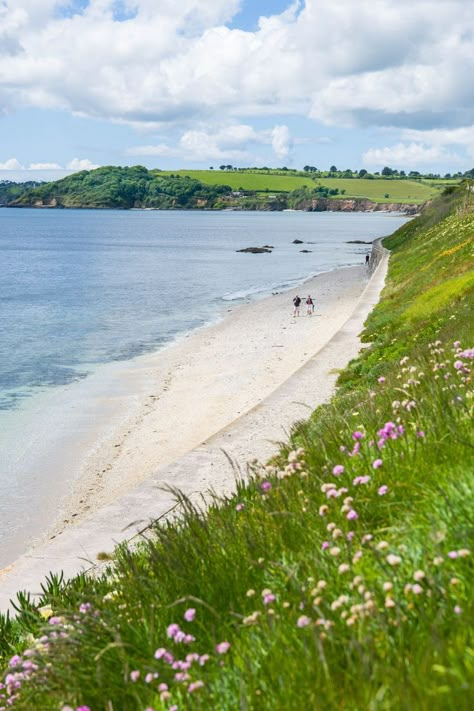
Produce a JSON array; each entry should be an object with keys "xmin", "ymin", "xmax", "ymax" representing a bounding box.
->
[{"xmin": 0, "ymin": 209, "xmax": 409, "ymax": 563}]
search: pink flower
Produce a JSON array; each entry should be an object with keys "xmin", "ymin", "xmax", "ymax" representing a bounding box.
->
[
  {"xmin": 263, "ymin": 593, "xmax": 276, "ymax": 605},
  {"xmin": 372, "ymin": 458, "xmax": 383, "ymax": 469},
  {"xmin": 145, "ymin": 673, "xmax": 155, "ymax": 684},
  {"xmin": 453, "ymin": 341, "xmax": 461, "ymax": 348},
  {"xmin": 167, "ymin": 623, "xmax": 181, "ymax": 639},
  {"xmin": 378, "ymin": 485, "xmax": 388, "ymax": 496},
  {"xmin": 48, "ymin": 616, "xmax": 62, "ymax": 626},
  {"xmin": 448, "ymin": 551, "xmax": 458, "ymax": 559},
  {"xmin": 188, "ymin": 680, "xmax": 205, "ymax": 693},
  {"xmin": 346, "ymin": 510, "xmax": 358, "ymax": 520},
  {"xmin": 235, "ymin": 503, "xmax": 245, "ymax": 511},
  {"xmin": 322, "ymin": 541, "xmax": 330, "ymax": 550},
  {"xmin": 378, "ymin": 376, "xmax": 386, "ymax": 383},
  {"xmin": 346, "ymin": 531, "xmax": 355, "ymax": 542},
  {"xmin": 454, "ymin": 360, "xmax": 464, "ymax": 370},
  {"xmin": 416, "ymin": 430, "xmax": 425, "ymax": 438},
  {"xmin": 216, "ymin": 641, "xmax": 230, "ymax": 655},
  {"xmin": 184, "ymin": 608, "xmax": 196, "ymax": 622},
  {"xmin": 76, "ymin": 707, "xmax": 91, "ymax": 711},
  {"xmin": 154, "ymin": 648, "xmax": 167, "ymax": 659},
  {"xmin": 79, "ymin": 603, "xmax": 92, "ymax": 614},
  {"xmin": 261, "ymin": 481, "xmax": 272, "ymax": 492},
  {"xmin": 130, "ymin": 670, "xmax": 140, "ymax": 682},
  {"xmin": 158, "ymin": 683, "xmax": 169, "ymax": 692},
  {"xmin": 352, "ymin": 431, "xmax": 364, "ymax": 440},
  {"xmin": 332, "ymin": 464, "xmax": 344, "ymax": 476},
  {"xmin": 296, "ymin": 615, "xmax": 311, "ymax": 628},
  {"xmin": 454, "ymin": 605, "xmax": 462, "ymax": 615}
]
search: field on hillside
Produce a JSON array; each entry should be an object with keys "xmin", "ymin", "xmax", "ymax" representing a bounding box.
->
[{"xmin": 160, "ymin": 170, "xmax": 442, "ymax": 203}]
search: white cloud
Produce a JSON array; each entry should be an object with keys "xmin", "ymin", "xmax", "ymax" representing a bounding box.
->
[
  {"xmin": 0, "ymin": 157, "xmax": 24, "ymax": 170},
  {"xmin": 66, "ymin": 158, "xmax": 100, "ymax": 171},
  {"xmin": 362, "ymin": 142, "xmax": 458, "ymax": 169},
  {"xmin": 128, "ymin": 122, "xmax": 294, "ymax": 163},
  {"xmin": 0, "ymin": 0, "xmax": 472, "ymax": 135},
  {"xmin": 28, "ymin": 162, "xmax": 62, "ymax": 170}
]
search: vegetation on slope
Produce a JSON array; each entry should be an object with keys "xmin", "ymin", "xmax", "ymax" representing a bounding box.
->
[
  {"xmin": 0, "ymin": 185, "xmax": 473, "ymax": 711},
  {"xmin": 9, "ymin": 166, "xmax": 232, "ymax": 209}
]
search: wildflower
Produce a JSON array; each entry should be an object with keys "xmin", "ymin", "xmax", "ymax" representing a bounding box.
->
[
  {"xmin": 413, "ymin": 570, "xmax": 425, "ymax": 581},
  {"xmin": 454, "ymin": 605, "xmax": 463, "ymax": 615},
  {"xmin": 372, "ymin": 459, "xmax": 383, "ymax": 469},
  {"xmin": 38, "ymin": 605, "xmax": 53, "ymax": 620},
  {"xmin": 378, "ymin": 485, "xmax": 388, "ymax": 496},
  {"xmin": 352, "ymin": 430, "xmax": 364, "ymax": 440},
  {"xmin": 216, "ymin": 642, "xmax": 230, "ymax": 655},
  {"xmin": 154, "ymin": 648, "xmax": 167, "ymax": 659},
  {"xmin": 383, "ymin": 582, "xmax": 393, "ymax": 592},
  {"xmin": 79, "ymin": 603, "xmax": 92, "ymax": 614},
  {"xmin": 77, "ymin": 707, "xmax": 91, "ymax": 711},
  {"xmin": 332, "ymin": 465, "xmax": 344, "ymax": 476},
  {"xmin": 188, "ymin": 680, "xmax": 205, "ymax": 693},
  {"xmin": 347, "ymin": 531, "xmax": 355, "ymax": 542},
  {"xmin": 332, "ymin": 528, "xmax": 343, "ymax": 539},
  {"xmin": 297, "ymin": 615, "xmax": 311, "ymax": 628},
  {"xmin": 378, "ymin": 376, "xmax": 386, "ymax": 383},
  {"xmin": 246, "ymin": 589, "xmax": 255, "ymax": 597},
  {"xmin": 319, "ymin": 505, "xmax": 328, "ymax": 516},
  {"xmin": 448, "ymin": 551, "xmax": 458, "ymax": 559},
  {"xmin": 338, "ymin": 563, "xmax": 350, "ymax": 574},
  {"xmin": 158, "ymin": 683, "xmax": 169, "ymax": 692},
  {"xmin": 454, "ymin": 360, "xmax": 464, "ymax": 370},
  {"xmin": 353, "ymin": 475, "xmax": 370, "ymax": 485},
  {"xmin": 386, "ymin": 554, "xmax": 402, "ymax": 566},
  {"xmin": 235, "ymin": 503, "xmax": 245, "ymax": 511},
  {"xmin": 263, "ymin": 593, "xmax": 276, "ymax": 605},
  {"xmin": 261, "ymin": 481, "xmax": 272, "ymax": 492},
  {"xmin": 433, "ymin": 556, "xmax": 444, "ymax": 565},
  {"xmin": 243, "ymin": 611, "xmax": 260, "ymax": 625},
  {"xmin": 329, "ymin": 547, "xmax": 341, "ymax": 557},
  {"xmin": 317, "ymin": 580, "xmax": 327, "ymax": 590},
  {"xmin": 347, "ymin": 510, "xmax": 358, "ymax": 521},
  {"xmin": 321, "ymin": 541, "xmax": 330, "ymax": 550},
  {"xmin": 362, "ymin": 534, "xmax": 373, "ymax": 544},
  {"xmin": 184, "ymin": 608, "xmax": 196, "ymax": 622},
  {"xmin": 199, "ymin": 654, "xmax": 210, "ymax": 665},
  {"xmin": 167, "ymin": 623, "xmax": 180, "ymax": 639},
  {"xmin": 377, "ymin": 540, "xmax": 389, "ymax": 550},
  {"xmin": 412, "ymin": 584, "xmax": 423, "ymax": 595},
  {"xmin": 416, "ymin": 430, "xmax": 425, "ymax": 438},
  {"xmin": 458, "ymin": 549, "xmax": 470, "ymax": 557},
  {"xmin": 145, "ymin": 673, "xmax": 155, "ymax": 684},
  {"xmin": 385, "ymin": 598, "xmax": 395, "ymax": 608},
  {"xmin": 130, "ymin": 670, "xmax": 140, "ymax": 682},
  {"xmin": 352, "ymin": 550, "xmax": 363, "ymax": 563}
]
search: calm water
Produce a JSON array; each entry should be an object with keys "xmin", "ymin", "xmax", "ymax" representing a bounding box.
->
[{"xmin": 0, "ymin": 208, "xmax": 409, "ymax": 563}]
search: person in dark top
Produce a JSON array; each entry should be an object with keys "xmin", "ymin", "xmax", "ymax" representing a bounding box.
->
[
  {"xmin": 365, "ymin": 253, "xmax": 370, "ymax": 266},
  {"xmin": 306, "ymin": 295, "xmax": 314, "ymax": 315},
  {"xmin": 293, "ymin": 295, "xmax": 301, "ymax": 317}
]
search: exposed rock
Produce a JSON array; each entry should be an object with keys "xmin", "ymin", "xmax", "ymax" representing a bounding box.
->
[
  {"xmin": 292, "ymin": 239, "xmax": 304, "ymax": 244},
  {"xmin": 300, "ymin": 249, "xmax": 312, "ymax": 253},
  {"xmin": 346, "ymin": 240, "xmax": 373, "ymax": 244},
  {"xmin": 236, "ymin": 247, "xmax": 272, "ymax": 253},
  {"xmin": 261, "ymin": 244, "xmax": 274, "ymax": 249}
]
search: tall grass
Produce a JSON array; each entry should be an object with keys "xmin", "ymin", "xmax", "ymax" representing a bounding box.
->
[{"xmin": 1, "ymin": 186, "xmax": 473, "ymax": 711}]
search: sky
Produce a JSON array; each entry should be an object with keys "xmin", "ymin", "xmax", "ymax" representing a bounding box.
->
[{"xmin": 1, "ymin": 0, "xmax": 474, "ymax": 182}]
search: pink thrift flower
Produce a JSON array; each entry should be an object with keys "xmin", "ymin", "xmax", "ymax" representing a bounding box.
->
[
  {"xmin": 158, "ymin": 683, "xmax": 169, "ymax": 692},
  {"xmin": 378, "ymin": 485, "xmax": 388, "ymax": 496},
  {"xmin": 352, "ymin": 431, "xmax": 364, "ymax": 440},
  {"xmin": 322, "ymin": 541, "xmax": 330, "ymax": 550},
  {"xmin": 216, "ymin": 641, "xmax": 230, "ymax": 655},
  {"xmin": 154, "ymin": 648, "xmax": 167, "ymax": 659},
  {"xmin": 453, "ymin": 341, "xmax": 461, "ymax": 348},
  {"xmin": 347, "ymin": 509, "xmax": 358, "ymax": 520},
  {"xmin": 297, "ymin": 615, "xmax": 311, "ymax": 628},
  {"xmin": 188, "ymin": 680, "xmax": 205, "ymax": 693},
  {"xmin": 184, "ymin": 608, "xmax": 196, "ymax": 622},
  {"xmin": 130, "ymin": 670, "xmax": 140, "ymax": 682},
  {"xmin": 79, "ymin": 603, "xmax": 92, "ymax": 614},
  {"xmin": 199, "ymin": 654, "xmax": 210, "ymax": 666},
  {"xmin": 235, "ymin": 503, "xmax": 245, "ymax": 511},
  {"xmin": 346, "ymin": 531, "xmax": 355, "ymax": 542},
  {"xmin": 378, "ymin": 376, "xmax": 386, "ymax": 383},
  {"xmin": 332, "ymin": 464, "xmax": 344, "ymax": 476},
  {"xmin": 448, "ymin": 551, "xmax": 459, "ymax": 559},
  {"xmin": 263, "ymin": 593, "xmax": 276, "ymax": 605},
  {"xmin": 167, "ymin": 623, "xmax": 181, "ymax": 639},
  {"xmin": 145, "ymin": 673, "xmax": 154, "ymax": 684},
  {"xmin": 454, "ymin": 605, "xmax": 462, "ymax": 615},
  {"xmin": 261, "ymin": 481, "xmax": 272, "ymax": 492},
  {"xmin": 372, "ymin": 458, "xmax": 383, "ymax": 469},
  {"xmin": 76, "ymin": 707, "xmax": 91, "ymax": 711},
  {"xmin": 184, "ymin": 634, "xmax": 195, "ymax": 644},
  {"xmin": 454, "ymin": 360, "xmax": 464, "ymax": 370},
  {"xmin": 416, "ymin": 430, "xmax": 425, "ymax": 438}
]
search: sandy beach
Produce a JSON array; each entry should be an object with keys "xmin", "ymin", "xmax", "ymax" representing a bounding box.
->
[{"xmin": 51, "ymin": 264, "xmax": 367, "ymax": 536}]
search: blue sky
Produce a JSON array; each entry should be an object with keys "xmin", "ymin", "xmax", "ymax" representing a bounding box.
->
[{"xmin": 1, "ymin": 1, "xmax": 473, "ymax": 182}]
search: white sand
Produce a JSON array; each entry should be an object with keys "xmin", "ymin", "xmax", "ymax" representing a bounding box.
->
[{"xmin": 52, "ymin": 265, "xmax": 367, "ymax": 534}]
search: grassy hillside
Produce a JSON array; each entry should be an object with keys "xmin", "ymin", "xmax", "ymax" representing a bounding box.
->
[
  {"xmin": 1, "ymin": 185, "xmax": 473, "ymax": 710},
  {"xmin": 162, "ymin": 170, "xmax": 441, "ymax": 203}
]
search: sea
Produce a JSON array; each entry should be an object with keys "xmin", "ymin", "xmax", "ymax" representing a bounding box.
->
[{"xmin": 0, "ymin": 208, "xmax": 409, "ymax": 565}]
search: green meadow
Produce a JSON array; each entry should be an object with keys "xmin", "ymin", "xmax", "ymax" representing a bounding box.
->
[
  {"xmin": 161, "ymin": 170, "xmax": 442, "ymax": 203},
  {"xmin": 1, "ymin": 184, "xmax": 473, "ymax": 710}
]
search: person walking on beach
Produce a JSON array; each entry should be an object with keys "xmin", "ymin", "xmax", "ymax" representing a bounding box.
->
[
  {"xmin": 306, "ymin": 295, "xmax": 314, "ymax": 315},
  {"xmin": 365, "ymin": 253, "xmax": 370, "ymax": 267},
  {"xmin": 293, "ymin": 295, "xmax": 301, "ymax": 317}
]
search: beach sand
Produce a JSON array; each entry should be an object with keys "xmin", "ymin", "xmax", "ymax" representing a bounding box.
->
[
  {"xmin": 1, "ymin": 259, "xmax": 386, "ymax": 608},
  {"xmin": 52, "ymin": 265, "xmax": 366, "ymax": 533}
]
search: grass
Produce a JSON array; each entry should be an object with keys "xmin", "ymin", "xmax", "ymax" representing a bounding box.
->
[
  {"xmin": 160, "ymin": 171, "xmax": 442, "ymax": 204},
  {"xmin": 1, "ymin": 185, "xmax": 473, "ymax": 711}
]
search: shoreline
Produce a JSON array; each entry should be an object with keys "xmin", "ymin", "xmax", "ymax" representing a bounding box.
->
[
  {"xmin": 1, "ymin": 262, "xmax": 369, "ymax": 570},
  {"xmin": 0, "ymin": 253, "xmax": 390, "ymax": 612}
]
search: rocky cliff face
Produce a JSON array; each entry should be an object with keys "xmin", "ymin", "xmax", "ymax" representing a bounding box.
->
[{"xmin": 295, "ymin": 198, "xmax": 423, "ymax": 215}]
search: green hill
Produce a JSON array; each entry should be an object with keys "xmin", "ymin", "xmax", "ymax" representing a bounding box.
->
[
  {"xmin": 9, "ymin": 166, "xmax": 233, "ymax": 209},
  {"xmin": 163, "ymin": 169, "xmax": 443, "ymax": 204},
  {"xmin": 1, "ymin": 184, "xmax": 473, "ymax": 709}
]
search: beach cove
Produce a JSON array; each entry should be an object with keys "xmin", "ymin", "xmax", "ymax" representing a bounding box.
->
[{"xmin": 0, "ymin": 242, "xmax": 389, "ymax": 611}]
